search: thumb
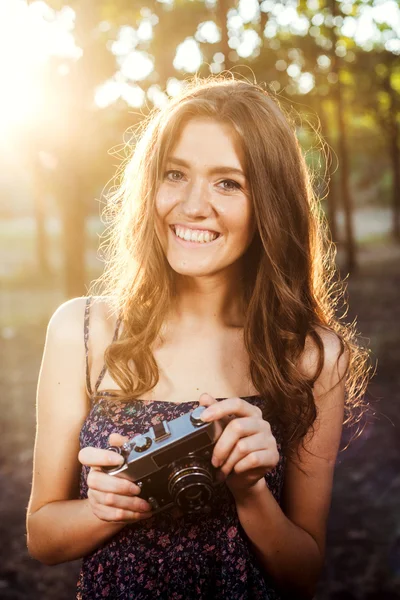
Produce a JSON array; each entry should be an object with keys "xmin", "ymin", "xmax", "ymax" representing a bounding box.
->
[{"xmin": 108, "ymin": 432, "xmax": 130, "ymax": 447}]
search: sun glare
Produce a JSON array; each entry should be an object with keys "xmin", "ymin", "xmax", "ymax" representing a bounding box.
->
[{"xmin": 0, "ymin": 0, "xmax": 81, "ymax": 137}]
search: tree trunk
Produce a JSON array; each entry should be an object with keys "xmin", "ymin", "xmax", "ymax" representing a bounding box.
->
[
  {"xmin": 215, "ymin": 0, "xmax": 232, "ymax": 70},
  {"xmin": 385, "ymin": 73, "xmax": 400, "ymax": 242},
  {"xmin": 329, "ymin": 0, "xmax": 356, "ymax": 272},
  {"xmin": 259, "ymin": 0, "xmax": 269, "ymax": 37},
  {"xmin": 389, "ymin": 121, "xmax": 400, "ymax": 242},
  {"xmin": 59, "ymin": 170, "xmax": 86, "ymax": 298},
  {"xmin": 336, "ymin": 80, "xmax": 356, "ymax": 271},
  {"xmin": 319, "ymin": 98, "xmax": 338, "ymax": 243},
  {"xmin": 32, "ymin": 155, "xmax": 51, "ymax": 278}
]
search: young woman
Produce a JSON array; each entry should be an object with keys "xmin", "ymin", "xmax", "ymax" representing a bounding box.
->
[{"xmin": 26, "ymin": 76, "xmax": 369, "ymax": 599}]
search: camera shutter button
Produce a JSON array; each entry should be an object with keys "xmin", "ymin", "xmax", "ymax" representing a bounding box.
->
[
  {"xmin": 132, "ymin": 434, "xmax": 152, "ymax": 452},
  {"xmin": 190, "ymin": 406, "xmax": 207, "ymax": 427}
]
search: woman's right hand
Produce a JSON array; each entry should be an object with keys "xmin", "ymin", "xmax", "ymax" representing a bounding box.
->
[{"xmin": 78, "ymin": 433, "xmax": 154, "ymax": 523}]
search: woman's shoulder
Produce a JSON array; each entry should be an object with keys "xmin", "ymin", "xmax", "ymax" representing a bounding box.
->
[
  {"xmin": 46, "ymin": 296, "xmax": 118, "ymax": 344},
  {"xmin": 298, "ymin": 326, "xmax": 348, "ymax": 385}
]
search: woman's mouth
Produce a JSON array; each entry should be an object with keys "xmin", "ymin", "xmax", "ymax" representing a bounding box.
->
[{"xmin": 170, "ymin": 225, "xmax": 221, "ymax": 246}]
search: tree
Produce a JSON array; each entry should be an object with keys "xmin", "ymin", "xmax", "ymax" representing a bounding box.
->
[{"xmin": 353, "ymin": 49, "xmax": 400, "ymax": 242}]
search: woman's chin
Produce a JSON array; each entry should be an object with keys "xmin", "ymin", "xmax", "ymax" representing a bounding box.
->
[
  {"xmin": 172, "ymin": 268, "xmax": 217, "ymax": 279},
  {"xmin": 168, "ymin": 261, "xmax": 220, "ymax": 279}
]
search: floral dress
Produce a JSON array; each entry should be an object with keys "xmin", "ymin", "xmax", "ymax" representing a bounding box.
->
[{"xmin": 76, "ymin": 297, "xmax": 286, "ymax": 600}]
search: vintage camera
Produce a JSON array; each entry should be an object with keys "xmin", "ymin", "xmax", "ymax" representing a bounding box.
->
[{"xmin": 103, "ymin": 406, "xmax": 221, "ymax": 515}]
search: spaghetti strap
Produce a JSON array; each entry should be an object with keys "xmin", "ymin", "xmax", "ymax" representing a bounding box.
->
[
  {"xmin": 84, "ymin": 296, "xmax": 122, "ymax": 400},
  {"xmin": 84, "ymin": 297, "xmax": 93, "ymax": 398},
  {"xmin": 93, "ymin": 313, "xmax": 122, "ymax": 395}
]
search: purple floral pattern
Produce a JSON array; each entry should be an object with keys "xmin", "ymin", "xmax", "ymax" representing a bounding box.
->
[{"xmin": 77, "ymin": 298, "xmax": 286, "ymax": 599}]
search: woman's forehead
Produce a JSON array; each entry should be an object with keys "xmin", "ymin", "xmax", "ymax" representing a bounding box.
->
[{"xmin": 165, "ymin": 117, "xmax": 245, "ymax": 167}]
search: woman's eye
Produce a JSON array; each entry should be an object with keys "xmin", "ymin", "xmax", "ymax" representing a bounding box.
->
[
  {"xmin": 165, "ymin": 170, "xmax": 184, "ymax": 182},
  {"xmin": 164, "ymin": 171, "xmax": 240, "ymax": 191},
  {"xmin": 219, "ymin": 179, "xmax": 241, "ymax": 192}
]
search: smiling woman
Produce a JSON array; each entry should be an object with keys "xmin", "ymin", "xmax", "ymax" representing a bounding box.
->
[{"xmin": 26, "ymin": 75, "xmax": 370, "ymax": 600}]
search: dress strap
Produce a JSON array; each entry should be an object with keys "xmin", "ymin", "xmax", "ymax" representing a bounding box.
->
[
  {"xmin": 84, "ymin": 297, "xmax": 93, "ymax": 398},
  {"xmin": 93, "ymin": 314, "xmax": 122, "ymax": 395},
  {"xmin": 84, "ymin": 296, "xmax": 122, "ymax": 400}
]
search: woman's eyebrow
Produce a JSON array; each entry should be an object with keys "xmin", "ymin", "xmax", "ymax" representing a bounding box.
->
[{"xmin": 167, "ymin": 156, "xmax": 246, "ymax": 178}]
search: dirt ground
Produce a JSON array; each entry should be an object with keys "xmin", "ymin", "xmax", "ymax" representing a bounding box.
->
[{"xmin": 0, "ymin": 242, "xmax": 399, "ymax": 600}]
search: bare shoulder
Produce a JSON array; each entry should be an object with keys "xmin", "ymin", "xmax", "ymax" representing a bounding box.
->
[
  {"xmin": 42, "ymin": 297, "xmax": 90, "ymax": 404},
  {"xmin": 47, "ymin": 296, "xmax": 87, "ymax": 339},
  {"xmin": 44, "ymin": 295, "xmax": 119, "ymax": 398},
  {"xmin": 85, "ymin": 295, "xmax": 120, "ymax": 340},
  {"xmin": 298, "ymin": 326, "xmax": 349, "ymax": 400},
  {"xmin": 47, "ymin": 295, "xmax": 117, "ymax": 345}
]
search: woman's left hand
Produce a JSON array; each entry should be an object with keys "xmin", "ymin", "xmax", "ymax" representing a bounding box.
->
[{"xmin": 199, "ymin": 393, "xmax": 280, "ymax": 499}]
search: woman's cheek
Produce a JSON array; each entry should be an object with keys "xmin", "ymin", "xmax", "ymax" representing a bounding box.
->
[{"xmin": 155, "ymin": 187, "xmax": 175, "ymax": 218}]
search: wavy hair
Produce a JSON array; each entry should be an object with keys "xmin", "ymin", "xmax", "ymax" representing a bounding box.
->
[{"xmin": 91, "ymin": 75, "xmax": 370, "ymax": 460}]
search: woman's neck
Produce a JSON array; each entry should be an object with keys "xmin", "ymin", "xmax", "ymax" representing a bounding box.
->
[{"xmin": 170, "ymin": 273, "xmax": 245, "ymax": 330}]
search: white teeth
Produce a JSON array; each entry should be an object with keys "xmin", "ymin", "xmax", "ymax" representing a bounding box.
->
[{"xmin": 173, "ymin": 226, "xmax": 218, "ymax": 243}]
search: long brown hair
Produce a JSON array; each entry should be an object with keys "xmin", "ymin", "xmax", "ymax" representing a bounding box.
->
[{"xmin": 91, "ymin": 75, "xmax": 370, "ymax": 459}]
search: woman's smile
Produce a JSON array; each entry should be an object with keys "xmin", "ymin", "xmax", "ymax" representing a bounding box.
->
[{"xmin": 169, "ymin": 224, "xmax": 222, "ymax": 247}]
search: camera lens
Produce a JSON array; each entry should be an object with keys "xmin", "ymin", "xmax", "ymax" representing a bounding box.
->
[{"xmin": 167, "ymin": 457, "xmax": 214, "ymax": 514}]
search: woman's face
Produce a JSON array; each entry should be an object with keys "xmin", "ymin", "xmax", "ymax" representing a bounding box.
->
[{"xmin": 154, "ymin": 117, "xmax": 256, "ymax": 279}]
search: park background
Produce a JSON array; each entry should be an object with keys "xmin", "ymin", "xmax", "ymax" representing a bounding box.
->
[{"xmin": 0, "ymin": 0, "xmax": 399, "ymax": 598}]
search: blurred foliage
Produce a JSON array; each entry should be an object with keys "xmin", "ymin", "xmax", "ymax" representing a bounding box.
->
[{"xmin": 19, "ymin": 0, "xmax": 398, "ymax": 205}]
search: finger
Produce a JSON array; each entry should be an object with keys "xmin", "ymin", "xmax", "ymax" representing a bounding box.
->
[
  {"xmin": 87, "ymin": 468, "xmax": 143, "ymax": 496},
  {"xmin": 108, "ymin": 433, "xmax": 130, "ymax": 447},
  {"xmin": 197, "ymin": 394, "xmax": 231, "ymax": 433},
  {"xmin": 199, "ymin": 394, "xmax": 234, "ymax": 429},
  {"xmin": 78, "ymin": 447, "xmax": 125, "ymax": 468},
  {"xmin": 93, "ymin": 503, "xmax": 154, "ymax": 523},
  {"xmin": 217, "ymin": 432, "xmax": 267, "ymax": 476},
  {"xmin": 89, "ymin": 488, "xmax": 153, "ymax": 514},
  {"xmin": 198, "ymin": 393, "xmax": 218, "ymax": 407},
  {"xmin": 201, "ymin": 397, "xmax": 262, "ymax": 423},
  {"xmin": 212, "ymin": 418, "xmax": 268, "ymax": 467},
  {"xmin": 232, "ymin": 448, "xmax": 280, "ymax": 475}
]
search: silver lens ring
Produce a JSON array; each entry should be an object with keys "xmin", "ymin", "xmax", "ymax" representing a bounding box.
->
[
  {"xmin": 168, "ymin": 462, "xmax": 214, "ymax": 511},
  {"xmin": 175, "ymin": 481, "xmax": 213, "ymax": 510},
  {"xmin": 168, "ymin": 465, "xmax": 212, "ymax": 494}
]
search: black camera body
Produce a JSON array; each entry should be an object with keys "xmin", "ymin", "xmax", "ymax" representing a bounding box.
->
[{"xmin": 103, "ymin": 406, "xmax": 221, "ymax": 515}]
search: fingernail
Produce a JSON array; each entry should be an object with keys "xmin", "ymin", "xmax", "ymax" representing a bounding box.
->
[
  {"xmin": 110, "ymin": 452, "xmax": 124, "ymax": 465},
  {"xmin": 201, "ymin": 408, "xmax": 214, "ymax": 421},
  {"xmin": 211, "ymin": 456, "xmax": 220, "ymax": 467}
]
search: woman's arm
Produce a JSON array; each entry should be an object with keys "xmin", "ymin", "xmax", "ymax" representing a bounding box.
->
[
  {"xmin": 234, "ymin": 480, "xmax": 322, "ymax": 599},
  {"xmin": 234, "ymin": 330, "xmax": 347, "ymax": 599},
  {"xmin": 26, "ymin": 298, "xmax": 125, "ymax": 565},
  {"xmin": 27, "ymin": 499, "xmax": 125, "ymax": 566}
]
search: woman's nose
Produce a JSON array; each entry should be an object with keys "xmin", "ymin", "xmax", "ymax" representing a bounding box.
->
[{"xmin": 181, "ymin": 180, "xmax": 212, "ymax": 218}]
